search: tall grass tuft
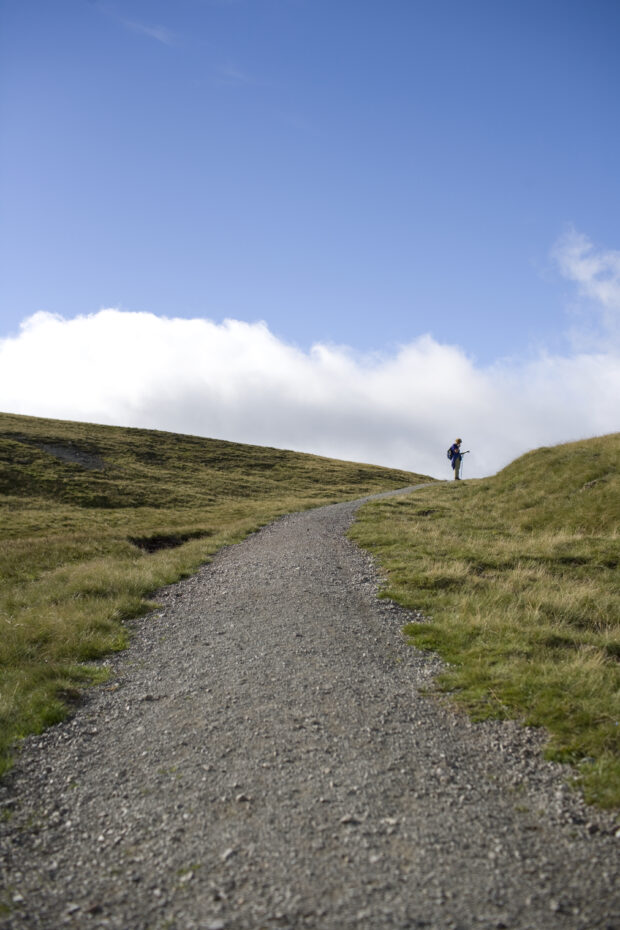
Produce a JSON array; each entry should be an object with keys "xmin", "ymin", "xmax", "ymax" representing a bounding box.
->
[{"xmin": 350, "ymin": 433, "xmax": 620, "ymax": 808}]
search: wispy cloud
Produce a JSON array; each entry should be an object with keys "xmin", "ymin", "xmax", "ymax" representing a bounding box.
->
[
  {"xmin": 121, "ymin": 19, "xmax": 177, "ymax": 46},
  {"xmin": 212, "ymin": 63, "xmax": 257, "ymax": 87},
  {"xmin": 94, "ymin": 4, "xmax": 177, "ymax": 46},
  {"xmin": 552, "ymin": 227, "xmax": 620, "ymax": 342}
]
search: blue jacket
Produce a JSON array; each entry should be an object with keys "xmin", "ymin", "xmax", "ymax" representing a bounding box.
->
[{"xmin": 450, "ymin": 443, "xmax": 462, "ymax": 469}]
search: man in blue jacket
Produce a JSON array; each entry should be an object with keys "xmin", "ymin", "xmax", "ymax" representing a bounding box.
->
[{"xmin": 449, "ymin": 438, "xmax": 463, "ymax": 479}]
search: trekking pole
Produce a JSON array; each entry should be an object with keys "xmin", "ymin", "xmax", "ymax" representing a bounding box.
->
[{"xmin": 461, "ymin": 450, "xmax": 470, "ymax": 478}]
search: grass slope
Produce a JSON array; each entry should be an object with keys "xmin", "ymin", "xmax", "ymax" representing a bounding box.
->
[
  {"xmin": 0, "ymin": 411, "xmax": 431, "ymax": 774},
  {"xmin": 350, "ymin": 434, "xmax": 620, "ymax": 809}
]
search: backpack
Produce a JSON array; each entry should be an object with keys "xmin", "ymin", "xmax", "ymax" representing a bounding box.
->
[{"xmin": 446, "ymin": 446, "xmax": 454, "ymax": 460}]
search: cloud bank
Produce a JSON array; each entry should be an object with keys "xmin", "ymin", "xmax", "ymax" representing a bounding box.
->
[{"xmin": 1, "ymin": 231, "xmax": 618, "ymax": 478}]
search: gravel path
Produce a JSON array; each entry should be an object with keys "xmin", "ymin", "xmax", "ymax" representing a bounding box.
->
[{"xmin": 1, "ymin": 488, "xmax": 619, "ymax": 930}]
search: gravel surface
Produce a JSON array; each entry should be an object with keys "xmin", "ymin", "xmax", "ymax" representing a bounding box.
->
[{"xmin": 1, "ymin": 487, "xmax": 619, "ymax": 930}]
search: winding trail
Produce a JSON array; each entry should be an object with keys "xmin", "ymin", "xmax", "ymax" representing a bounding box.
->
[{"xmin": 1, "ymin": 488, "xmax": 619, "ymax": 930}]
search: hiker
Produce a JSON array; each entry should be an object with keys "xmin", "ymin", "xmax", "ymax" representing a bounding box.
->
[{"xmin": 448, "ymin": 438, "xmax": 463, "ymax": 479}]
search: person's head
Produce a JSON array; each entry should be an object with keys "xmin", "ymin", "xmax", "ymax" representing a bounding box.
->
[{"xmin": 455, "ymin": 438, "xmax": 462, "ymax": 445}]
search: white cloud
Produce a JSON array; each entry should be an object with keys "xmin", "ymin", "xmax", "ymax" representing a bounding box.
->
[
  {"xmin": 552, "ymin": 227, "xmax": 620, "ymax": 342},
  {"xmin": 1, "ymin": 299, "xmax": 618, "ymax": 478}
]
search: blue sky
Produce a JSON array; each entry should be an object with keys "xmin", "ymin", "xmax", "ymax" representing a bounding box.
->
[{"xmin": 0, "ymin": 0, "xmax": 619, "ymax": 474}]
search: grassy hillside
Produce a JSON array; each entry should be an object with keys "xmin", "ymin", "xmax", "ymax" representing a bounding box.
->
[
  {"xmin": 350, "ymin": 433, "xmax": 620, "ymax": 808},
  {"xmin": 0, "ymin": 411, "xmax": 431, "ymax": 774}
]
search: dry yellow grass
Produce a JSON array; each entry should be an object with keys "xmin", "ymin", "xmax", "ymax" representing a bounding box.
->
[{"xmin": 0, "ymin": 411, "xmax": 431, "ymax": 773}]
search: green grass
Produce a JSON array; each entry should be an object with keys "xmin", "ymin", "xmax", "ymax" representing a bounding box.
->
[
  {"xmin": 0, "ymin": 411, "xmax": 430, "ymax": 774},
  {"xmin": 350, "ymin": 433, "xmax": 620, "ymax": 809}
]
